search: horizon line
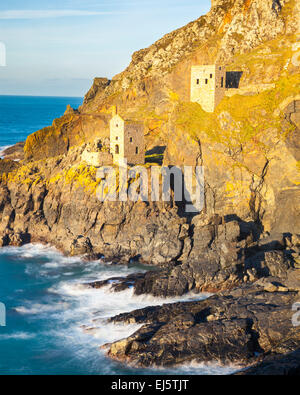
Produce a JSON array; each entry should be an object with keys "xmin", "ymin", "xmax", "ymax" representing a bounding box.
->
[
  {"xmin": 0, "ymin": 94, "xmax": 83, "ymax": 98},
  {"xmin": 0, "ymin": 10, "xmax": 124, "ymax": 20}
]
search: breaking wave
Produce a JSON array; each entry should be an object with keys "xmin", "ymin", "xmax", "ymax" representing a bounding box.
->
[
  {"xmin": 0, "ymin": 244, "xmax": 239, "ymax": 375},
  {"xmin": 0, "ymin": 145, "xmax": 12, "ymax": 158}
]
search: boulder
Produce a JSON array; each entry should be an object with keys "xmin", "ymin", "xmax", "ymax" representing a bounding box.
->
[{"xmin": 70, "ymin": 236, "xmax": 93, "ymax": 256}]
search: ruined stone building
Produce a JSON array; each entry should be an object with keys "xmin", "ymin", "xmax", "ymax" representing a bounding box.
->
[
  {"xmin": 191, "ymin": 64, "xmax": 226, "ymax": 112},
  {"xmin": 81, "ymin": 138, "xmax": 113, "ymax": 167},
  {"xmin": 110, "ymin": 114, "xmax": 145, "ymax": 165}
]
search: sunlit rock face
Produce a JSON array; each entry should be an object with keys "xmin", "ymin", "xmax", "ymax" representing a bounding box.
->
[{"xmin": 1, "ymin": 0, "xmax": 299, "ymax": 259}]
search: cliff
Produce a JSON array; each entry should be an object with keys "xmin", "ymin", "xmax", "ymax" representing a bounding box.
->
[
  {"xmin": 0, "ymin": 0, "xmax": 300, "ymax": 371},
  {"xmin": 14, "ymin": 0, "xmax": 298, "ymax": 237}
]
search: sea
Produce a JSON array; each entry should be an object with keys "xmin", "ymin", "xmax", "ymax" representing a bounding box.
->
[{"xmin": 0, "ymin": 95, "xmax": 238, "ymax": 375}]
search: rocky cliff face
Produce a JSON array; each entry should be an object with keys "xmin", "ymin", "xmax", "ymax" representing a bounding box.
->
[
  {"xmin": 14, "ymin": 0, "xmax": 299, "ymax": 239},
  {"xmin": 0, "ymin": 0, "xmax": 299, "ymax": 249},
  {"xmin": 1, "ymin": 0, "xmax": 300, "ymax": 373}
]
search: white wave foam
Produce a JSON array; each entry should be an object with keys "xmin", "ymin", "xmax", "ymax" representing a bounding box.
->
[
  {"xmin": 171, "ymin": 360, "xmax": 242, "ymax": 375},
  {"xmin": 0, "ymin": 243, "xmax": 237, "ymax": 374},
  {"xmin": 0, "ymin": 145, "xmax": 12, "ymax": 158},
  {"xmin": 14, "ymin": 302, "xmax": 70, "ymax": 315},
  {"xmin": 1, "ymin": 243, "xmax": 78, "ymax": 262},
  {"xmin": 49, "ymin": 279, "xmax": 211, "ymax": 351},
  {"xmin": 0, "ymin": 332, "xmax": 35, "ymax": 340},
  {"xmin": 1, "ymin": 243, "xmax": 59, "ymax": 258},
  {"xmin": 45, "ymin": 268, "xmax": 233, "ymax": 374}
]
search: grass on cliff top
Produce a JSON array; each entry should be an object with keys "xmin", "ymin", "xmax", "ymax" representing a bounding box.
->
[
  {"xmin": 175, "ymin": 71, "xmax": 300, "ymax": 159},
  {"xmin": 227, "ymin": 33, "xmax": 297, "ymax": 78}
]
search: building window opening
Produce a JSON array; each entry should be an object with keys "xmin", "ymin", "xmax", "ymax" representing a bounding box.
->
[
  {"xmin": 196, "ymin": 79, "xmax": 200, "ymax": 85},
  {"xmin": 130, "ymin": 137, "xmax": 133, "ymax": 143},
  {"xmin": 221, "ymin": 77, "xmax": 224, "ymax": 88},
  {"xmin": 205, "ymin": 79, "xmax": 208, "ymax": 84},
  {"xmin": 116, "ymin": 136, "xmax": 118, "ymax": 141},
  {"xmin": 210, "ymin": 74, "xmax": 213, "ymax": 78},
  {"xmin": 115, "ymin": 145, "xmax": 119, "ymax": 154},
  {"xmin": 136, "ymin": 147, "xmax": 139, "ymax": 154}
]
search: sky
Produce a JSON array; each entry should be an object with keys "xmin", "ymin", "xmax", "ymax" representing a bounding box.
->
[{"xmin": 0, "ymin": 0, "xmax": 211, "ymax": 97}]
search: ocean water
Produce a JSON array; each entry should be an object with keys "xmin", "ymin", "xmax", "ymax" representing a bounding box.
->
[
  {"xmin": 0, "ymin": 95, "xmax": 83, "ymax": 153},
  {"xmin": 0, "ymin": 96, "xmax": 239, "ymax": 375},
  {"xmin": 0, "ymin": 244, "xmax": 241, "ymax": 375}
]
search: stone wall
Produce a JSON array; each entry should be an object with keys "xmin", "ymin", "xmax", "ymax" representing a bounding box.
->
[
  {"xmin": 81, "ymin": 149, "xmax": 113, "ymax": 167},
  {"xmin": 110, "ymin": 115, "xmax": 145, "ymax": 165},
  {"xmin": 110, "ymin": 115, "xmax": 125, "ymax": 165},
  {"xmin": 190, "ymin": 65, "xmax": 226, "ymax": 112},
  {"xmin": 214, "ymin": 65, "xmax": 226, "ymax": 109},
  {"xmin": 124, "ymin": 123, "xmax": 145, "ymax": 165}
]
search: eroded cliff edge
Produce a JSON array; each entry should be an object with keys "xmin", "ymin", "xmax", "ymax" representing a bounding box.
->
[{"xmin": 0, "ymin": 0, "xmax": 300, "ymax": 372}]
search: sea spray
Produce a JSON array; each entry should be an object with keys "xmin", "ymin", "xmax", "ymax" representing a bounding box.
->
[{"xmin": 0, "ymin": 244, "xmax": 239, "ymax": 375}]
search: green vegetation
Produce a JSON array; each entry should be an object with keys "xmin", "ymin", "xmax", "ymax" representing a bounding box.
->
[
  {"xmin": 227, "ymin": 34, "xmax": 296, "ymax": 78},
  {"xmin": 176, "ymin": 70, "xmax": 299, "ymax": 137},
  {"xmin": 1, "ymin": 161, "xmax": 43, "ymax": 186},
  {"xmin": 174, "ymin": 68, "xmax": 300, "ymax": 177},
  {"xmin": 63, "ymin": 164, "xmax": 100, "ymax": 194}
]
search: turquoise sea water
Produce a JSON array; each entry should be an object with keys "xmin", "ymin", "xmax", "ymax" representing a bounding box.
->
[
  {"xmin": 0, "ymin": 244, "xmax": 235, "ymax": 375},
  {"xmin": 0, "ymin": 95, "xmax": 83, "ymax": 151},
  {"xmin": 0, "ymin": 96, "xmax": 238, "ymax": 375}
]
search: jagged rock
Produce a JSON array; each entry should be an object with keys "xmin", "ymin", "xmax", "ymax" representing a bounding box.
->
[
  {"xmin": 0, "ymin": 234, "xmax": 10, "ymax": 247},
  {"xmin": 0, "ymin": 159, "xmax": 20, "ymax": 174},
  {"xmin": 9, "ymin": 232, "xmax": 30, "ymax": 246},
  {"xmin": 4, "ymin": 0, "xmax": 297, "ymax": 240},
  {"xmin": 104, "ymin": 282, "xmax": 300, "ymax": 368},
  {"xmin": 284, "ymin": 269, "xmax": 300, "ymax": 292},
  {"xmin": 236, "ymin": 349, "xmax": 300, "ymax": 375},
  {"xmin": 0, "ymin": 0, "xmax": 299, "ymax": 374},
  {"xmin": 85, "ymin": 227, "xmax": 300, "ymax": 297},
  {"xmin": 70, "ymin": 236, "xmax": 93, "ymax": 256},
  {"xmin": 263, "ymin": 251, "xmax": 293, "ymax": 277},
  {"xmin": 83, "ymin": 78, "xmax": 110, "ymax": 104},
  {"xmin": 292, "ymin": 235, "xmax": 300, "ymax": 247}
]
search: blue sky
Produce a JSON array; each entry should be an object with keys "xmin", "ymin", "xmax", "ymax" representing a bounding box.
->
[{"xmin": 0, "ymin": 0, "xmax": 211, "ymax": 97}]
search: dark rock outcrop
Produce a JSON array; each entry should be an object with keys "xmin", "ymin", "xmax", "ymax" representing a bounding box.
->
[
  {"xmin": 83, "ymin": 78, "xmax": 111, "ymax": 104},
  {"xmin": 103, "ymin": 277, "xmax": 300, "ymax": 368},
  {"xmin": 0, "ymin": 159, "xmax": 20, "ymax": 174},
  {"xmin": 70, "ymin": 235, "xmax": 93, "ymax": 256},
  {"xmin": 236, "ymin": 349, "xmax": 300, "ymax": 375},
  {"xmin": 88, "ymin": 229, "xmax": 297, "ymax": 297}
]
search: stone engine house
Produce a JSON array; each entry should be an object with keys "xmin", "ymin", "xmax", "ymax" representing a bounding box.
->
[
  {"xmin": 191, "ymin": 64, "xmax": 226, "ymax": 112},
  {"xmin": 110, "ymin": 114, "xmax": 145, "ymax": 165}
]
